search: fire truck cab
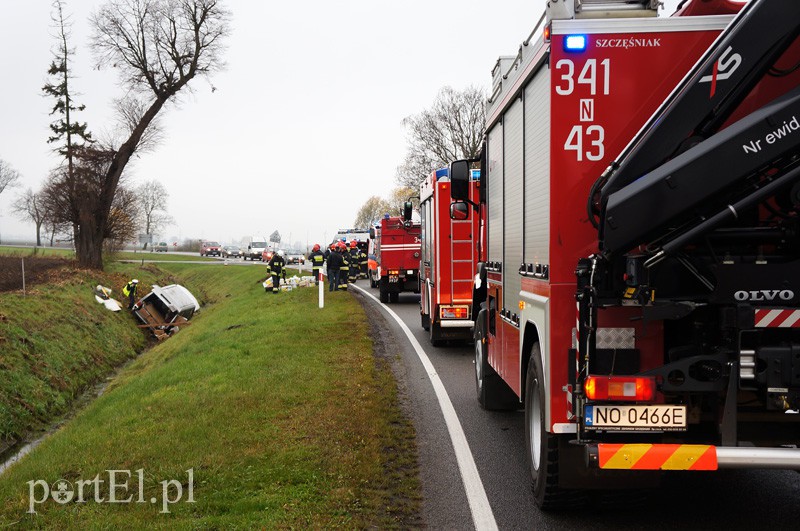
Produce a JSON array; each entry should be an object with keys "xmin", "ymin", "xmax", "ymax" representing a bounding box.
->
[{"xmin": 451, "ymin": 0, "xmax": 800, "ymax": 509}]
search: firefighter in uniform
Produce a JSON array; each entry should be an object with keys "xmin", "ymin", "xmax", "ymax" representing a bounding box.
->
[
  {"xmin": 267, "ymin": 250, "xmax": 286, "ymax": 294},
  {"xmin": 326, "ymin": 243, "xmax": 343, "ymax": 292},
  {"xmin": 338, "ymin": 242, "xmax": 350, "ymax": 290},
  {"xmin": 122, "ymin": 278, "xmax": 139, "ymax": 309},
  {"xmin": 348, "ymin": 240, "xmax": 360, "ymax": 283},
  {"xmin": 358, "ymin": 245, "xmax": 368, "ymax": 279},
  {"xmin": 308, "ymin": 243, "xmax": 325, "ymax": 285}
]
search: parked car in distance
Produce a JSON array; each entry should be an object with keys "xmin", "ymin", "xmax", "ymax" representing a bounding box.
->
[
  {"xmin": 287, "ymin": 251, "xmax": 305, "ymax": 265},
  {"xmin": 245, "ymin": 237, "xmax": 269, "ymax": 261},
  {"xmin": 200, "ymin": 241, "xmax": 221, "ymax": 257},
  {"xmin": 153, "ymin": 241, "xmax": 169, "ymax": 252},
  {"xmin": 222, "ymin": 245, "xmax": 241, "ymax": 258}
]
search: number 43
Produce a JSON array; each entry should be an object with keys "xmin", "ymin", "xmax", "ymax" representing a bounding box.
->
[{"xmin": 564, "ymin": 125, "xmax": 604, "ymax": 162}]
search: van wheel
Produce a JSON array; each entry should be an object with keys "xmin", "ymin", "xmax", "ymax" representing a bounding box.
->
[{"xmin": 474, "ymin": 309, "xmax": 518, "ymax": 410}]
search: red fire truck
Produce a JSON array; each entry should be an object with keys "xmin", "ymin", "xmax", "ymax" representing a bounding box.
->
[
  {"xmin": 419, "ymin": 167, "xmax": 481, "ymax": 345},
  {"xmin": 450, "ymin": 0, "xmax": 800, "ymax": 508},
  {"xmin": 372, "ymin": 205, "xmax": 421, "ymax": 303}
]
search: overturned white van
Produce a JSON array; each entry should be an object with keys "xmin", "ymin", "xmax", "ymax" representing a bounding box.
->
[{"xmin": 133, "ymin": 284, "xmax": 200, "ymax": 340}]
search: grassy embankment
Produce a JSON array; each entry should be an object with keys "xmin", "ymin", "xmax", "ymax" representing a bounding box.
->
[
  {"xmin": 0, "ymin": 246, "xmax": 75, "ymax": 258},
  {"xmin": 0, "ymin": 259, "xmax": 419, "ymax": 527},
  {"xmin": 0, "ymin": 260, "xmax": 147, "ymax": 446},
  {"xmin": 0, "ymin": 245, "xmax": 220, "ymax": 262}
]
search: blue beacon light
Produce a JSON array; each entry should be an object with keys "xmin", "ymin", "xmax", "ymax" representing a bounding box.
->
[{"xmin": 564, "ymin": 34, "xmax": 587, "ymax": 52}]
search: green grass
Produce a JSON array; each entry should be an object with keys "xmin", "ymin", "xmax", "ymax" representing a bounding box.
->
[
  {"xmin": 0, "ymin": 246, "xmax": 74, "ymax": 258},
  {"xmin": 0, "ymin": 246, "xmax": 220, "ymax": 263},
  {"xmin": 0, "ymin": 263, "xmax": 420, "ymax": 527},
  {"xmin": 113, "ymin": 251, "xmax": 220, "ymax": 262}
]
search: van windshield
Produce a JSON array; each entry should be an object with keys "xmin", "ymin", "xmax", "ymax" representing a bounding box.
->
[{"xmin": 252, "ymin": 242, "xmax": 267, "ymax": 247}]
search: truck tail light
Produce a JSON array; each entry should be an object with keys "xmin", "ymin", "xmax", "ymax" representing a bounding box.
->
[
  {"xmin": 584, "ymin": 376, "xmax": 655, "ymax": 402},
  {"xmin": 388, "ymin": 270, "xmax": 400, "ymax": 275},
  {"xmin": 440, "ymin": 306, "xmax": 469, "ymax": 319}
]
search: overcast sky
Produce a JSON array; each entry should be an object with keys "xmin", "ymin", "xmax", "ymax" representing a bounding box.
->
[{"xmin": 0, "ymin": 0, "xmax": 682, "ymax": 249}]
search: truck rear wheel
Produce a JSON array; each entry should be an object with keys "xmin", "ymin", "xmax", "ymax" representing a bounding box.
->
[
  {"xmin": 525, "ymin": 344, "xmax": 580, "ymax": 509},
  {"xmin": 474, "ymin": 309, "xmax": 518, "ymax": 410},
  {"xmin": 379, "ymin": 278, "xmax": 389, "ymax": 303},
  {"xmin": 389, "ymin": 292, "xmax": 399, "ymax": 303},
  {"xmin": 429, "ymin": 321, "xmax": 442, "ymax": 347}
]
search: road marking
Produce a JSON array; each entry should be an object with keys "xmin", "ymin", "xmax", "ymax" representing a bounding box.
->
[{"xmin": 350, "ymin": 284, "xmax": 498, "ymax": 531}]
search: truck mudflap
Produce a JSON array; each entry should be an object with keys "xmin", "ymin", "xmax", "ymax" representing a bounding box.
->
[{"xmin": 586, "ymin": 443, "xmax": 800, "ymax": 470}]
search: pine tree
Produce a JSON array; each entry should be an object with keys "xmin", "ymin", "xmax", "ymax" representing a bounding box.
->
[{"xmin": 42, "ymin": 0, "xmax": 92, "ymax": 179}]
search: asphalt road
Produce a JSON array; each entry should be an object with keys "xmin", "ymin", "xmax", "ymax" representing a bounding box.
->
[{"xmin": 351, "ymin": 283, "xmax": 800, "ymax": 531}]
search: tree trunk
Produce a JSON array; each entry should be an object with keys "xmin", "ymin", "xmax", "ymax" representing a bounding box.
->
[
  {"xmin": 75, "ymin": 211, "xmax": 105, "ymax": 269},
  {"xmin": 35, "ymin": 221, "xmax": 42, "ymax": 247}
]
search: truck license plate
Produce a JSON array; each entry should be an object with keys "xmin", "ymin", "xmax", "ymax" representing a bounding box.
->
[
  {"xmin": 389, "ymin": 276, "xmax": 399, "ymax": 283},
  {"xmin": 585, "ymin": 405, "xmax": 687, "ymax": 432}
]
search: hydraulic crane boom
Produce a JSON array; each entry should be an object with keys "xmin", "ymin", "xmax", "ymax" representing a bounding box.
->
[{"xmin": 596, "ymin": 0, "xmax": 800, "ymax": 256}]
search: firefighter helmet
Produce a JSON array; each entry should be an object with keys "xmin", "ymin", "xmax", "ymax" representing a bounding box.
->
[
  {"xmin": 350, "ymin": 240, "xmax": 357, "ymax": 248},
  {"xmin": 312, "ymin": 243, "xmax": 320, "ymax": 252}
]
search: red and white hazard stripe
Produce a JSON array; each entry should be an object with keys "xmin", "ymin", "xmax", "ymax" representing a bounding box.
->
[
  {"xmin": 754, "ymin": 308, "xmax": 800, "ymax": 328},
  {"xmin": 380, "ymin": 244, "xmax": 420, "ymax": 250}
]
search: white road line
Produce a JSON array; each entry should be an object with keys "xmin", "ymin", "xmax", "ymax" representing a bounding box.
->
[{"xmin": 350, "ymin": 284, "xmax": 498, "ymax": 531}]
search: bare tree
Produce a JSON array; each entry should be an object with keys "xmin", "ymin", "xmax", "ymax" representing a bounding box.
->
[
  {"xmin": 12, "ymin": 189, "xmax": 48, "ymax": 246},
  {"xmin": 38, "ymin": 173, "xmax": 77, "ymax": 246},
  {"xmin": 40, "ymin": 172, "xmax": 74, "ymax": 234},
  {"xmin": 52, "ymin": 0, "xmax": 231, "ymax": 269},
  {"xmin": 387, "ymin": 186, "xmax": 417, "ymax": 215},
  {"xmin": 42, "ymin": 144, "xmax": 138, "ymax": 249},
  {"xmin": 0, "ymin": 159, "xmax": 21, "ymax": 242},
  {"xmin": 396, "ymin": 86, "xmax": 486, "ymax": 189},
  {"xmin": 354, "ymin": 196, "xmax": 391, "ymax": 229},
  {"xmin": 136, "ymin": 179, "xmax": 173, "ymax": 249},
  {"xmin": 44, "ymin": 218, "xmax": 72, "ymax": 247},
  {"xmin": 0, "ymin": 159, "xmax": 21, "ymax": 199},
  {"xmin": 106, "ymin": 185, "xmax": 140, "ymax": 251}
]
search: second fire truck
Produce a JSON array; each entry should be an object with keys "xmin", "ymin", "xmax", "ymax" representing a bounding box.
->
[{"xmin": 419, "ymin": 167, "xmax": 481, "ymax": 345}]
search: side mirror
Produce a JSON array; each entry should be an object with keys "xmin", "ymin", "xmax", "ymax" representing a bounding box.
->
[
  {"xmin": 450, "ymin": 202, "xmax": 469, "ymax": 220},
  {"xmin": 450, "ymin": 160, "xmax": 470, "ymax": 200},
  {"xmin": 369, "ymin": 228, "xmax": 375, "ymax": 239},
  {"xmin": 403, "ymin": 201, "xmax": 413, "ymax": 222}
]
